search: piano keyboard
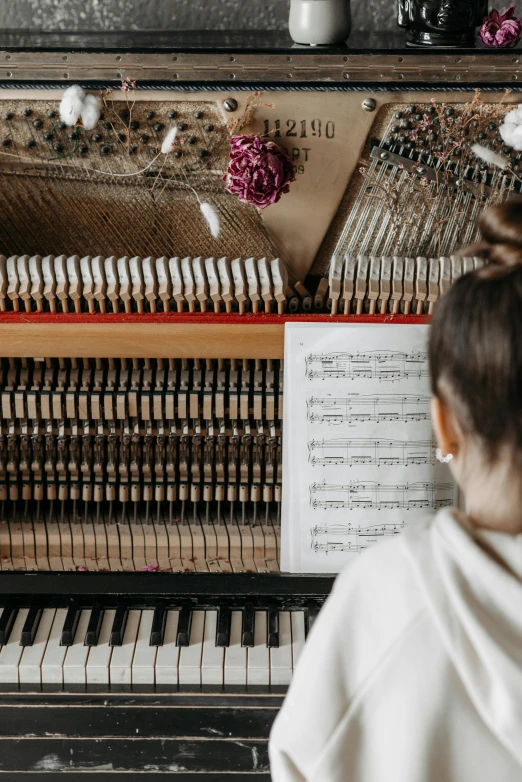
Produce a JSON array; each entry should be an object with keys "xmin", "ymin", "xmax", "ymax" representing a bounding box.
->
[{"xmin": 0, "ymin": 603, "xmax": 308, "ymax": 687}]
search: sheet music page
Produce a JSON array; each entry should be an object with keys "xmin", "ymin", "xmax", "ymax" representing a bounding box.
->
[{"xmin": 282, "ymin": 323, "xmax": 457, "ymax": 574}]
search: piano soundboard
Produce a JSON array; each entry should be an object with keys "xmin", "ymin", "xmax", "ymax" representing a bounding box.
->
[{"xmin": 0, "ymin": 28, "xmax": 519, "ymax": 777}]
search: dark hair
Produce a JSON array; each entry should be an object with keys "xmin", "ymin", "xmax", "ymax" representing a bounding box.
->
[{"xmin": 429, "ymin": 197, "xmax": 522, "ymax": 463}]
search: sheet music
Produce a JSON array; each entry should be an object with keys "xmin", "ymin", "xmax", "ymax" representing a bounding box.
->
[{"xmin": 282, "ymin": 324, "xmax": 457, "ymax": 574}]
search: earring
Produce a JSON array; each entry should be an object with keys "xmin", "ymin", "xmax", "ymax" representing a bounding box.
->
[{"xmin": 436, "ymin": 448, "xmax": 453, "ymax": 464}]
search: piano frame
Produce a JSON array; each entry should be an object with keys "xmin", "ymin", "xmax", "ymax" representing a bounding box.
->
[{"xmin": 0, "ymin": 28, "xmax": 519, "ymax": 777}]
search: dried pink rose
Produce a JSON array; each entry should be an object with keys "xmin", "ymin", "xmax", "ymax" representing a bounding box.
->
[
  {"xmin": 224, "ymin": 134, "xmax": 295, "ymax": 209},
  {"xmin": 479, "ymin": 6, "xmax": 522, "ymax": 46},
  {"xmin": 77, "ymin": 565, "xmax": 89, "ymax": 571},
  {"xmin": 140, "ymin": 563, "xmax": 159, "ymax": 572}
]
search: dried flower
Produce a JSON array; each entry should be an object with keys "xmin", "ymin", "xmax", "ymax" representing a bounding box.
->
[
  {"xmin": 199, "ymin": 202, "xmax": 220, "ymax": 238},
  {"xmin": 479, "ymin": 6, "xmax": 522, "ymax": 46},
  {"xmin": 140, "ymin": 563, "xmax": 159, "ymax": 571},
  {"xmin": 76, "ymin": 565, "xmax": 89, "ymax": 571},
  {"xmin": 121, "ymin": 77, "xmax": 137, "ymax": 92},
  {"xmin": 161, "ymin": 126, "xmax": 178, "ymax": 154},
  {"xmin": 224, "ymin": 134, "xmax": 295, "ymax": 209},
  {"xmin": 471, "ymin": 143, "xmax": 509, "ymax": 168}
]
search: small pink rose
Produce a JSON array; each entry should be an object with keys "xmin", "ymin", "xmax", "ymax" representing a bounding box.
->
[
  {"xmin": 480, "ymin": 6, "xmax": 522, "ymax": 46},
  {"xmin": 224, "ymin": 134, "xmax": 295, "ymax": 209}
]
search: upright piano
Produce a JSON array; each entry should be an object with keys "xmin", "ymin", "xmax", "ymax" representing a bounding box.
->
[{"xmin": 0, "ymin": 29, "xmax": 519, "ymax": 777}]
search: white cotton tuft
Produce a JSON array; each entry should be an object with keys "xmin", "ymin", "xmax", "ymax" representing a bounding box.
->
[
  {"xmin": 80, "ymin": 93, "xmax": 101, "ymax": 130},
  {"xmin": 200, "ymin": 202, "xmax": 220, "ymax": 239},
  {"xmin": 161, "ymin": 126, "xmax": 178, "ymax": 154},
  {"xmin": 59, "ymin": 85, "xmax": 85, "ymax": 126},
  {"xmin": 499, "ymin": 105, "xmax": 522, "ymax": 152},
  {"xmin": 471, "ymin": 144, "xmax": 509, "ymax": 170}
]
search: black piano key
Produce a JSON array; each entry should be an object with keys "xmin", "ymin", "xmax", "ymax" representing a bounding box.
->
[
  {"xmin": 60, "ymin": 603, "xmax": 81, "ymax": 646},
  {"xmin": 84, "ymin": 602, "xmax": 104, "ymax": 646},
  {"xmin": 176, "ymin": 605, "xmax": 192, "ymax": 647},
  {"xmin": 241, "ymin": 602, "xmax": 255, "ymax": 647},
  {"xmin": 216, "ymin": 602, "xmax": 231, "ymax": 647},
  {"xmin": 150, "ymin": 603, "xmax": 167, "ymax": 647},
  {"xmin": 110, "ymin": 603, "xmax": 129, "ymax": 647},
  {"xmin": 0, "ymin": 601, "xmax": 18, "ymax": 645},
  {"xmin": 306, "ymin": 600, "xmax": 320, "ymax": 638},
  {"xmin": 267, "ymin": 605, "xmax": 279, "ymax": 648},
  {"xmin": 20, "ymin": 604, "xmax": 43, "ymax": 646}
]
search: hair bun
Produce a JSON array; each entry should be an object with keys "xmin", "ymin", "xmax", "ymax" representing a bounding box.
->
[{"xmin": 478, "ymin": 197, "xmax": 522, "ymax": 268}]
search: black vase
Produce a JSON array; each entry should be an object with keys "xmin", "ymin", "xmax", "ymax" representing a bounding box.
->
[{"xmin": 397, "ymin": 0, "xmax": 489, "ymax": 46}]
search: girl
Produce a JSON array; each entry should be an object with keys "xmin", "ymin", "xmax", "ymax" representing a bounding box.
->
[{"xmin": 269, "ymin": 199, "xmax": 522, "ymax": 781}]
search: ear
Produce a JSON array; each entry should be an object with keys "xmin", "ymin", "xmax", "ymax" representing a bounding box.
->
[{"xmin": 431, "ymin": 396, "xmax": 460, "ymax": 459}]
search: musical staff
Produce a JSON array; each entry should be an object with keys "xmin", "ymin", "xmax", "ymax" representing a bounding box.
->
[
  {"xmin": 309, "ymin": 438, "xmax": 434, "ymax": 467},
  {"xmin": 310, "ymin": 480, "xmax": 454, "ymax": 510},
  {"xmin": 305, "ymin": 350, "xmax": 428, "ymax": 382},
  {"xmin": 307, "ymin": 394, "xmax": 431, "ymax": 425},
  {"xmin": 310, "ymin": 522, "xmax": 407, "ymax": 555}
]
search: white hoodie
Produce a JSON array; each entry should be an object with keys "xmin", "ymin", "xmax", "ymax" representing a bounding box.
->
[{"xmin": 269, "ymin": 509, "xmax": 522, "ymax": 781}]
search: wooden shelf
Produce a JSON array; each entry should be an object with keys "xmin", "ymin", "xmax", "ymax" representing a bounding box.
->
[{"xmin": 0, "ymin": 313, "xmax": 428, "ymax": 358}]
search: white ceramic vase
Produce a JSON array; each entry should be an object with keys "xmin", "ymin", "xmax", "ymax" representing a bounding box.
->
[{"xmin": 289, "ymin": 0, "xmax": 352, "ymax": 45}]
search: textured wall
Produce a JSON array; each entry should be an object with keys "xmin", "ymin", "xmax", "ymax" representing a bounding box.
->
[{"xmin": 0, "ymin": 0, "xmax": 396, "ymax": 34}]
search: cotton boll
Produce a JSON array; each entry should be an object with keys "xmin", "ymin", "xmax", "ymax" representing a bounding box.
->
[
  {"xmin": 161, "ymin": 126, "xmax": 178, "ymax": 154},
  {"xmin": 200, "ymin": 202, "xmax": 220, "ymax": 239},
  {"xmin": 59, "ymin": 85, "xmax": 85, "ymax": 126},
  {"xmin": 80, "ymin": 93, "xmax": 101, "ymax": 130},
  {"xmin": 500, "ymin": 122, "xmax": 518, "ymax": 145}
]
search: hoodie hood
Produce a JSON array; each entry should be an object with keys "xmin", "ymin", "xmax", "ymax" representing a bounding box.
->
[{"xmin": 403, "ymin": 508, "xmax": 522, "ymax": 767}]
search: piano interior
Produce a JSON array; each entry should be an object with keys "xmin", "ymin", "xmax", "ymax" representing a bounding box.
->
[{"xmin": 0, "ymin": 30, "xmax": 519, "ymax": 776}]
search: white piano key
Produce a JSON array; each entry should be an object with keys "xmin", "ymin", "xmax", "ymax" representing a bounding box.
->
[
  {"xmin": 117, "ymin": 256, "xmax": 131, "ymax": 306},
  {"xmin": 80, "ymin": 256, "xmax": 94, "ymax": 310},
  {"xmin": 247, "ymin": 610, "xmax": 269, "ymax": 686},
  {"xmin": 156, "ymin": 256, "xmax": 172, "ymax": 305},
  {"xmin": 41, "ymin": 608, "xmax": 68, "ymax": 684},
  {"xmin": 462, "ymin": 256, "xmax": 474, "ymax": 276},
  {"xmin": 16, "ymin": 255, "xmax": 31, "ymax": 307},
  {"xmin": 0, "ymin": 254, "xmax": 7, "ymax": 310},
  {"xmin": 181, "ymin": 256, "xmax": 196, "ymax": 310},
  {"xmin": 155, "ymin": 609, "xmax": 180, "ymax": 685},
  {"xmin": 132, "ymin": 610, "xmax": 157, "ymax": 685},
  {"xmin": 179, "ymin": 610, "xmax": 205, "ymax": 685},
  {"xmin": 19, "ymin": 608, "xmax": 56, "ymax": 684},
  {"xmin": 129, "ymin": 256, "xmax": 145, "ymax": 310},
  {"xmin": 54, "ymin": 254, "xmax": 69, "ymax": 308},
  {"xmin": 110, "ymin": 609, "xmax": 141, "ymax": 686},
  {"xmin": 192, "ymin": 256, "xmax": 209, "ymax": 310},
  {"xmin": 217, "ymin": 256, "xmax": 233, "ymax": 308},
  {"xmin": 66, "ymin": 255, "xmax": 82, "ymax": 307},
  {"xmin": 328, "ymin": 254, "xmax": 343, "ymax": 314},
  {"xmin": 270, "ymin": 611, "xmax": 292, "ymax": 686},
  {"xmin": 201, "ymin": 610, "xmax": 224, "ymax": 685},
  {"xmin": 291, "ymin": 611, "xmax": 306, "ymax": 671},
  {"xmin": 6, "ymin": 255, "xmax": 19, "ymax": 307},
  {"xmin": 92, "ymin": 255, "xmax": 107, "ymax": 310},
  {"xmin": 231, "ymin": 257, "xmax": 248, "ymax": 310},
  {"xmin": 169, "ymin": 257, "xmax": 184, "ymax": 311},
  {"xmin": 205, "ymin": 257, "xmax": 221, "ymax": 309},
  {"xmin": 86, "ymin": 609, "xmax": 115, "ymax": 685},
  {"xmin": 439, "ymin": 256, "xmax": 451, "ymax": 295},
  {"xmin": 105, "ymin": 255, "xmax": 120, "ymax": 310},
  {"xmin": 63, "ymin": 609, "xmax": 91, "ymax": 685},
  {"xmin": 450, "ymin": 255, "xmax": 463, "ymax": 282},
  {"xmin": 257, "ymin": 257, "xmax": 273, "ymax": 308},
  {"xmin": 143, "ymin": 256, "xmax": 158, "ymax": 310},
  {"xmin": 224, "ymin": 610, "xmax": 247, "ymax": 686},
  {"xmin": 0, "ymin": 608, "xmax": 29, "ymax": 683}
]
